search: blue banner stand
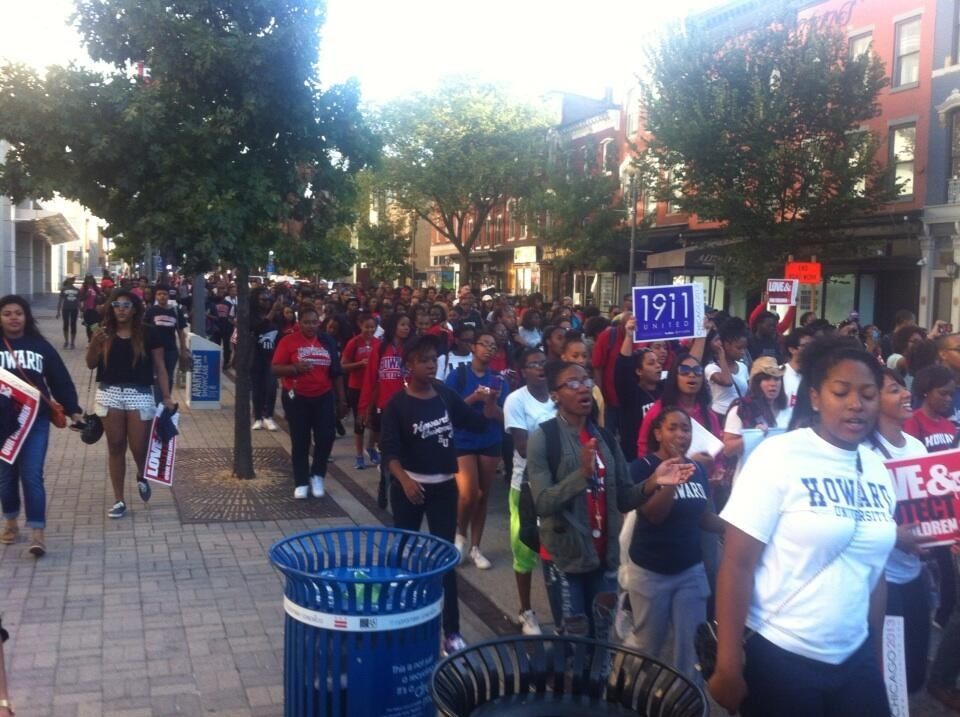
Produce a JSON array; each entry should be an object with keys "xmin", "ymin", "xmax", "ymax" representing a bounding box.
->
[{"xmin": 186, "ymin": 333, "xmax": 222, "ymax": 410}]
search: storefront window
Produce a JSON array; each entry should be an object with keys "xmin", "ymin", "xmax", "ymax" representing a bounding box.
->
[{"xmin": 824, "ymin": 274, "xmax": 856, "ymax": 325}]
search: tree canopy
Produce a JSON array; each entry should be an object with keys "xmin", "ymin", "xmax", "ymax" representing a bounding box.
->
[
  {"xmin": 0, "ymin": 0, "xmax": 379, "ymax": 478},
  {"xmin": 376, "ymin": 79, "xmax": 547, "ymax": 284},
  {"xmin": 641, "ymin": 7, "xmax": 896, "ymax": 287}
]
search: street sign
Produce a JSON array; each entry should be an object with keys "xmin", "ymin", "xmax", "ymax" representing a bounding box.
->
[
  {"xmin": 153, "ymin": 254, "xmax": 163, "ymax": 275},
  {"xmin": 766, "ymin": 278, "xmax": 799, "ymax": 305},
  {"xmin": 632, "ymin": 283, "xmax": 706, "ymax": 342},
  {"xmin": 784, "ymin": 261, "xmax": 822, "ymax": 284},
  {"xmin": 266, "ymin": 259, "xmax": 275, "ymax": 275},
  {"xmin": 186, "ymin": 334, "xmax": 222, "ymax": 409}
]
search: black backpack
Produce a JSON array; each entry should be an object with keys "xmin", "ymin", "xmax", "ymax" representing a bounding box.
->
[{"xmin": 517, "ymin": 418, "xmax": 615, "ymax": 553}]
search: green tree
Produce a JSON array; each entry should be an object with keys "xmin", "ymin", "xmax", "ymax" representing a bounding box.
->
[
  {"xmin": 0, "ymin": 1, "xmax": 378, "ymax": 478},
  {"xmin": 357, "ymin": 221, "xmax": 411, "ymax": 285},
  {"xmin": 376, "ymin": 79, "xmax": 547, "ymax": 286},
  {"xmin": 641, "ymin": 6, "xmax": 896, "ymax": 287}
]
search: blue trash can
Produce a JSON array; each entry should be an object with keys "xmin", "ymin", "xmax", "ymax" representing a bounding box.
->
[{"xmin": 269, "ymin": 526, "xmax": 460, "ymax": 717}]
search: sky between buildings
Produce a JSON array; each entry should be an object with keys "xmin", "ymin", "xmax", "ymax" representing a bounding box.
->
[{"xmin": 1, "ymin": 0, "xmax": 726, "ymax": 105}]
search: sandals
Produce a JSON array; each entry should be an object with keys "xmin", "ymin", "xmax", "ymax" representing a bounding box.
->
[{"xmin": 0, "ymin": 524, "xmax": 17, "ymax": 545}]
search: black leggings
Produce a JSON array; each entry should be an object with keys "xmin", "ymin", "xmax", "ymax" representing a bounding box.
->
[
  {"xmin": 62, "ymin": 308, "xmax": 78, "ymax": 338},
  {"xmin": 281, "ymin": 390, "xmax": 335, "ymax": 486},
  {"xmin": 251, "ymin": 356, "xmax": 277, "ymax": 420},
  {"xmin": 390, "ymin": 478, "xmax": 460, "ymax": 635},
  {"xmin": 934, "ymin": 545, "xmax": 957, "ymax": 627}
]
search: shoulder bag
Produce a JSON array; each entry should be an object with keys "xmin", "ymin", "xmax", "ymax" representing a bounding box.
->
[{"xmin": 695, "ymin": 449, "xmax": 865, "ymax": 679}]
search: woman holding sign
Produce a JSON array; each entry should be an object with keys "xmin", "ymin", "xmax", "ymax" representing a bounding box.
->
[
  {"xmin": 709, "ymin": 336, "xmax": 896, "ymax": 716},
  {"xmin": 722, "ymin": 356, "xmax": 790, "ymax": 464},
  {"xmin": 869, "ymin": 368, "xmax": 931, "ymax": 695},
  {"xmin": 0, "ymin": 295, "xmax": 83, "ymax": 557},
  {"xmin": 86, "ymin": 289, "xmax": 175, "ymax": 520}
]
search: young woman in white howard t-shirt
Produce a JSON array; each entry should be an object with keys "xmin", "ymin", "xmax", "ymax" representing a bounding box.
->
[
  {"xmin": 704, "ymin": 318, "xmax": 750, "ymax": 423},
  {"xmin": 709, "ymin": 336, "xmax": 897, "ymax": 717}
]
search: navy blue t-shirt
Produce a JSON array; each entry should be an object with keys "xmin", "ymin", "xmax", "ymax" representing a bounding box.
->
[
  {"xmin": 628, "ymin": 454, "xmax": 709, "ymax": 574},
  {"xmin": 444, "ymin": 364, "xmax": 506, "ymax": 450}
]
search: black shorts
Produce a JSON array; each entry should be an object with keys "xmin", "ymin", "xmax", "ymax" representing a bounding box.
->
[
  {"xmin": 456, "ymin": 443, "xmax": 502, "ymax": 459},
  {"xmin": 346, "ymin": 387, "xmax": 363, "ymax": 434},
  {"xmin": 368, "ymin": 407, "xmax": 383, "ymax": 434}
]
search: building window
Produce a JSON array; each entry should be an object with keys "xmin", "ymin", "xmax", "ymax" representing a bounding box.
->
[
  {"xmin": 626, "ymin": 88, "xmax": 641, "ymax": 136},
  {"xmin": 666, "ymin": 165, "xmax": 683, "ymax": 214},
  {"xmin": 848, "ymin": 129, "xmax": 868, "ymax": 196},
  {"xmin": 601, "ymin": 140, "xmax": 617, "ymax": 174},
  {"xmin": 893, "ymin": 17, "xmax": 921, "ymax": 88},
  {"xmin": 889, "ymin": 123, "xmax": 916, "ymax": 198},
  {"xmin": 848, "ymin": 32, "xmax": 872, "ymax": 60},
  {"xmin": 952, "ymin": 112, "xmax": 960, "ymax": 179}
]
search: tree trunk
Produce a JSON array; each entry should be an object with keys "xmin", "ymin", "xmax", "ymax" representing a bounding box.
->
[
  {"xmin": 232, "ymin": 265, "xmax": 256, "ymax": 479},
  {"xmin": 458, "ymin": 248, "xmax": 470, "ymax": 289}
]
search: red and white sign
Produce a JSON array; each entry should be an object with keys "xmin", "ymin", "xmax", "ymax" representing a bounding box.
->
[
  {"xmin": 766, "ymin": 278, "xmax": 799, "ymax": 306},
  {"xmin": 0, "ymin": 367, "xmax": 40, "ymax": 465},
  {"xmin": 884, "ymin": 450, "xmax": 960, "ymax": 548},
  {"xmin": 784, "ymin": 261, "xmax": 822, "ymax": 284},
  {"xmin": 143, "ymin": 404, "xmax": 179, "ymax": 486}
]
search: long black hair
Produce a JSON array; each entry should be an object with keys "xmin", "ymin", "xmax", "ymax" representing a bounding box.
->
[
  {"xmin": 0, "ymin": 294, "xmax": 42, "ymax": 338},
  {"xmin": 788, "ymin": 335, "xmax": 884, "ymax": 431},
  {"xmin": 381, "ymin": 312, "xmax": 410, "ymax": 347},
  {"xmin": 661, "ymin": 355, "xmax": 712, "ymax": 420}
]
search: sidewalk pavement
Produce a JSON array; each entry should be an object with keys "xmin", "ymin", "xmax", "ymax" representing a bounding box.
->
[
  {"xmin": 0, "ymin": 308, "xmax": 950, "ymax": 716},
  {"xmin": 0, "ymin": 311, "xmax": 550, "ymax": 717}
]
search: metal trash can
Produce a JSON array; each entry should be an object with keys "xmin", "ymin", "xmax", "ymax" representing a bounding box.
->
[
  {"xmin": 270, "ymin": 526, "xmax": 460, "ymax": 717},
  {"xmin": 431, "ymin": 635, "xmax": 707, "ymax": 717}
]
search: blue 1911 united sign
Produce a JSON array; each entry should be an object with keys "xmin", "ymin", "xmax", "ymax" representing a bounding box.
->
[{"xmin": 632, "ymin": 283, "xmax": 707, "ymax": 342}]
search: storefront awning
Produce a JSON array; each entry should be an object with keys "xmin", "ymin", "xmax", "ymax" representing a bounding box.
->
[{"xmin": 15, "ymin": 212, "xmax": 81, "ymax": 245}]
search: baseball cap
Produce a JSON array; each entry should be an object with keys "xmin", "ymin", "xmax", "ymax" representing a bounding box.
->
[{"xmin": 750, "ymin": 356, "xmax": 785, "ymax": 379}]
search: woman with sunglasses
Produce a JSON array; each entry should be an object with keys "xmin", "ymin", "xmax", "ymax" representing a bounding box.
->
[
  {"xmin": 709, "ymin": 336, "xmax": 896, "ymax": 716},
  {"xmin": 447, "ymin": 329, "xmax": 506, "ymax": 569},
  {"xmin": 86, "ymin": 289, "xmax": 175, "ymax": 519},
  {"xmin": 637, "ymin": 355, "xmax": 721, "ymax": 459},
  {"xmin": 527, "ymin": 361, "xmax": 655, "ymax": 640},
  {"xmin": 0, "ymin": 295, "xmax": 83, "ymax": 556}
]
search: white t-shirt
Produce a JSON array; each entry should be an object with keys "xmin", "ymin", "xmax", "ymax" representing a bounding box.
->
[
  {"xmin": 782, "ymin": 363, "xmax": 802, "ymax": 411},
  {"xmin": 870, "ymin": 433, "xmax": 927, "ymax": 585},
  {"xmin": 720, "ymin": 428, "xmax": 897, "ymax": 664},
  {"xmin": 437, "ymin": 352, "xmax": 472, "ymax": 382},
  {"xmin": 704, "ymin": 360, "xmax": 749, "ymax": 417},
  {"xmin": 723, "ymin": 404, "xmax": 792, "ymax": 435},
  {"xmin": 503, "ymin": 386, "xmax": 557, "ymax": 490}
]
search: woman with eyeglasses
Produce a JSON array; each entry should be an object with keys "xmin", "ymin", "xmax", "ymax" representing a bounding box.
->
[
  {"xmin": 527, "ymin": 361, "xmax": 652, "ymax": 640},
  {"xmin": 436, "ymin": 322, "xmax": 474, "ymax": 382},
  {"xmin": 86, "ymin": 289, "xmax": 175, "ymax": 519},
  {"xmin": 447, "ymin": 328, "xmax": 506, "ymax": 570},
  {"xmin": 615, "ymin": 317, "xmax": 663, "ymax": 462},
  {"xmin": 709, "ymin": 336, "xmax": 896, "ymax": 716},
  {"xmin": 0, "ymin": 295, "xmax": 83, "ymax": 557}
]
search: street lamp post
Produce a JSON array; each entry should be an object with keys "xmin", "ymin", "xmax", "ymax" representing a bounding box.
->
[{"xmin": 627, "ymin": 169, "xmax": 639, "ymax": 286}]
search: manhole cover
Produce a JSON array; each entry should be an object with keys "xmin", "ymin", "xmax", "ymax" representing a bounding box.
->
[{"xmin": 172, "ymin": 447, "xmax": 346, "ymax": 523}]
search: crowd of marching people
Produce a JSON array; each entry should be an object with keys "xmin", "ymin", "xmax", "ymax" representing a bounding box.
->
[{"xmin": 2, "ymin": 272, "xmax": 960, "ymax": 715}]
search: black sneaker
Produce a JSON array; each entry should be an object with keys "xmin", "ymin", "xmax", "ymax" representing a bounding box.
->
[
  {"xmin": 108, "ymin": 501, "xmax": 127, "ymax": 519},
  {"xmin": 137, "ymin": 478, "xmax": 152, "ymax": 503}
]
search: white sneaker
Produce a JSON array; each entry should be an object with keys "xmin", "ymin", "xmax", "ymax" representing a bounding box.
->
[
  {"xmin": 469, "ymin": 546, "xmax": 492, "ymax": 570},
  {"xmin": 519, "ymin": 609, "xmax": 542, "ymax": 636},
  {"xmin": 252, "ymin": 419, "xmax": 264, "ymax": 431},
  {"xmin": 310, "ymin": 475, "xmax": 325, "ymax": 498},
  {"xmin": 454, "ymin": 534, "xmax": 467, "ymax": 559},
  {"xmin": 293, "ymin": 485, "xmax": 309, "ymax": 499},
  {"xmin": 263, "ymin": 417, "xmax": 279, "ymax": 431}
]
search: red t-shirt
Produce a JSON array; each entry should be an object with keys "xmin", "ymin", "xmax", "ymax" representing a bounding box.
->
[
  {"xmin": 342, "ymin": 335, "xmax": 379, "ymax": 391},
  {"xmin": 272, "ymin": 332, "xmax": 335, "ymax": 397},
  {"xmin": 904, "ymin": 410, "xmax": 957, "ymax": 452},
  {"xmin": 358, "ymin": 341, "xmax": 405, "ymax": 415}
]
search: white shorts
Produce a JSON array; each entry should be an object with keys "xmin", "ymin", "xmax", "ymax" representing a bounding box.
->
[{"xmin": 95, "ymin": 385, "xmax": 156, "ymax": 421}]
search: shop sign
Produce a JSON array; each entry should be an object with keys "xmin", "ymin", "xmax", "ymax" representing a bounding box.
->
[
  {"xmin": 784, "ymin": 261, "xmax": 822, "ymax": 284},
  {"xmin": 513, "ymin": 246, "xmax": 537, "ymax": 264}
]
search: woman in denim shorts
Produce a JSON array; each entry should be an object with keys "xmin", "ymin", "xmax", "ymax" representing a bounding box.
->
[{"xmin": 86, "ymin": 289, "xmax": 174, "ymax": 519}]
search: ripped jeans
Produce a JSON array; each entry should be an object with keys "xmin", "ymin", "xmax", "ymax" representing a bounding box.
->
[{"xmin": 542, "ymin": 562, "xmax": 617, "ymax": 641}]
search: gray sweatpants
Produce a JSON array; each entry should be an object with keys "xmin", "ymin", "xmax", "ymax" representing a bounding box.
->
[{"xmin": 623, "ymin": 561, "xmax": 710, "ymax": 682}]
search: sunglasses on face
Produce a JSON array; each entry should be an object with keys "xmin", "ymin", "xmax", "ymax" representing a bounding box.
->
[
  {"xmin": 677, "ymin": 364, "xmax": 704, "ymax": 377},
  {"xmin": 111, "ymin": 301, "xmax": 133, "ymax": 309},
  {"xmin": 557, "ymin": 377, "xmax": 595, "ymax": 391}
]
